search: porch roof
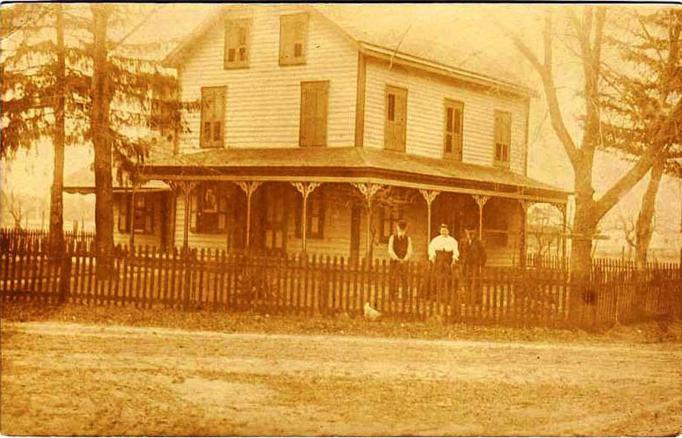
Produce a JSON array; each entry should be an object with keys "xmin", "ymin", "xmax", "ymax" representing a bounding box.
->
[
  {"xmin": 140, "ymin": 147, "xmax": 570, "ymax": 204},
  {"xmin": 63, "ymin": 165, "xmax": 170, "ymax": 195}
]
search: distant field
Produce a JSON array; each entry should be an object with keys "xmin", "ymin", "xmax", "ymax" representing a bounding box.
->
[{"xmin": 1, "ymin": 320, "xmax": 680, "ymax": 436}]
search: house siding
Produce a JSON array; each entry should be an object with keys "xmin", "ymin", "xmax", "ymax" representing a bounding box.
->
[
  {"xmin": 178, "ymin": 5, "xmax": 358, "ymax": 152},
  {"xmin": 363, "ymin": 57, "xmax": 528, "ymax": 175}
]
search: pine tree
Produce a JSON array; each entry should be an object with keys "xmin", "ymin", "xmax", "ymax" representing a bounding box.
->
[{"xmin": 601, "ymin": 8, "xmax": 682, "ymax": 267}]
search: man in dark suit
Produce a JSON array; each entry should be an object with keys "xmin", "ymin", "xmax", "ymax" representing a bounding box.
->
[{"xmin": 460, "ymin": 229, "xmax": 487, "ymax": 304}]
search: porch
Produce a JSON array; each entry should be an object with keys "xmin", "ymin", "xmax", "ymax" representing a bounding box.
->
[{"xmin": 138, "ymin": 147, "xmax": 570, "ymax": 266}]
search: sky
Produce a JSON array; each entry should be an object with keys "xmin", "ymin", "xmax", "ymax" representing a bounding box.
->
[{"xmin": 1, "ymin": 3, "xmax": 680, "ymax": 257}]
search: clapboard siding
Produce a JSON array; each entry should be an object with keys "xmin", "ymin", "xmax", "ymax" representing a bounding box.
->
[
  {"xmin": 178, "ymin": 5, "xmax": 357, "ymax": 152},
  {"xmin": 363, "ymin": 58, "xmax": 528, "ymax": 175}
]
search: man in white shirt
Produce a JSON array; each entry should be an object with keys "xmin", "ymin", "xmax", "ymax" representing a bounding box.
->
[{"xmin": 428, "ymin": 223, "xmax": 460, "ymax": 267}]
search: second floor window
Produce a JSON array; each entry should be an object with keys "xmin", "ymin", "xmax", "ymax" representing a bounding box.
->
[
  {"xmin": 190, "ymin": 183, "xmax": 229, "ymax": 234},
  {"xmin": 280, "ymin": 13, "xmax": 308, "ymax": 66},
  {"xmin": 224, "ymin": 19, "xmax": 251, "ymax": 69},
  {"xmin": 118, "ymin": 194, "xmax": 154, "ymax": 235},
  {"xmin": 299, "ymin": 81, "xmax": 329, "ymax": 147},
  {"xmin": 494, "ymin": 110, "xmax": 512, "ymax": 166},
  {"xmin": 385, "ymin": 86, "xmax": 407, "ymax": 152},
  {"xmin": 200, "ymin": 86, "xmax": 226, "ymax": 148},
  {"xmin": 444, "ymin": 99, "xmax": 464, "ymax": 160}
]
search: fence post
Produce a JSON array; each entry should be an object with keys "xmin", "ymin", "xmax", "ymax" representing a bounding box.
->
[{"xmin": 58, "ymin": 251, "xmax": 72, "ymax": 303}]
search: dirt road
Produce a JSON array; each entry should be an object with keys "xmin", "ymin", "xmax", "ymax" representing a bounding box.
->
[{"xmin": 1, "ymin": 321, "xmax": 680, "ymax": 435}]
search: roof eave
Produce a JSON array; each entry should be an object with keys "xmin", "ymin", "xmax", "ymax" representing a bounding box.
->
[{"xmin": 358, "ymin": 42, "xmax": 536, "ymax": 98}]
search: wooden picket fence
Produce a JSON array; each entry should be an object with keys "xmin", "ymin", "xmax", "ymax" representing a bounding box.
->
[
  {"xmin": 0, "ymin": 227, "xmax": 95, "ymax": 253},
  {"xmin": 2, "ymin": 240, "xmax": 681, "ymax": 329}
]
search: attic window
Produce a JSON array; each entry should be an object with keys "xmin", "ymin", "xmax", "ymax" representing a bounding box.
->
[
  {"xmin": 280, "ymin": 13, "xmax": 308, "ymax": 66},
  {"xmin": 224, "ymin": 18, "xmax": 251, "ymax": 69}
]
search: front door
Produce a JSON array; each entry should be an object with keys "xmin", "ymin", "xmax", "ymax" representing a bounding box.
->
[{"xmin": 261, "ymin": 186, "xmax": 288, "ymax": 254}]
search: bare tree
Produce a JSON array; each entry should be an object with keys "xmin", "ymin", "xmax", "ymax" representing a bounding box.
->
[{"xmin": 510, "ymin": 7, "xmax": 675, "ymax": 273}]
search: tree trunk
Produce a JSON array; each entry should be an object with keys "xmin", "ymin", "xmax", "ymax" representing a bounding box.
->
[
  {"xmin": 49, "ymin": 4, "xmax": 65, "ymax": 255},
  {"xmin": 91, "ymin": 5, "xmax": 114, "ymax": 276},
  {"xmin": 570, "ymin": 161, "xmax": 598, "ymax": 274},
  {"xmin": 635, "ymin": 159, "xmax": 664, "ymax": 268}
]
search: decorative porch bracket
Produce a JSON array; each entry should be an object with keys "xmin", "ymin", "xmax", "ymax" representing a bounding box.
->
[
  {"xmin": 472, "ymin": 195, "xmax": 490, "ymax": 240},
  {"xmin": 166, "ymin": 180, "xmax": 198, "ymax": 252},
  {"xmin": 235, "ymin": 181, "xmax": 263, "ymax": 250},
  {"xmin": 291, "ymin": 182, "xmax": 321, "ymax": 253},
  {"xmin": 419, "ymin": 189, "xmax": 441, "ymax": 252},
  {"xmin": 351, "ymin": 182, "xmax": 385, "ymax": 256}
]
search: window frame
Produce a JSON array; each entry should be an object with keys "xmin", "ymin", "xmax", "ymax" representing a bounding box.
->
[
  {"xmin": 493, "ymin": 110, "xmax": 512, "ymax": 168},
  {"xmin": 443, "ymin": 99, "xmax": 464, "ymax": 160},
  {"xmin": 191, "ymin": 183, "xmax": 230, "ymax": 235},
  {"xmin": 224, "ymin": 18, "xmax": 252, "ymax": 70},
  {"xmin": 200, "ymin": 86, "xmax": 227, "ymax": 149},
  {"xmin": 299, "ymin": 80, "xmax": 329, "ymax": 148},
  {"xmin": 117, "ymin": 193, "xmax": 154, "ymax": 235},
  {"xmin": 279, "ymin": 13, "xmax": 309, "ymax": 66},
  {"xmin": 294, "ymin": 190, "xmax": 326, "ymax": 240},
  {"xmin": 379, "ymin": 205, "xmax": 403, "ymax": 244},
  {"xmin": 384, "ymin": 85, "xmax": 408, "ymax": 152}
]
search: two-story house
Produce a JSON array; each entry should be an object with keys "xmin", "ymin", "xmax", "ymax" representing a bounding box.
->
[{"xmin": 122, "ymin": 4, "xmax": 568, "ymax": 265}]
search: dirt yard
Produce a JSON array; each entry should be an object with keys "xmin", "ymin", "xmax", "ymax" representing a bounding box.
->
[{"xmin": 1, "ymin": 319, "xmax": 680, "ymax": 436}]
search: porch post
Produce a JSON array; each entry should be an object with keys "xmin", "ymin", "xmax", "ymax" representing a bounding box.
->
[
  {"xmin": 419, "ymin": 189, "xmax": 440, "ymax": 253},
  {"xmin": 129, "ymin": 184, "xmax": 136, "ymax": 249},
  {"xmin": 557, "ymin": 203, "xmax": 568, "ymax": 269},
  {"xmin": 518, "ymin": 200, "xmax": 530, "ymax": 268},
  {"xmin": 472, "ymin": 195, "xmax": 490, "ymax": 240},
  {"xmin": 292, "ymin": 182, "xmax": 321, "ymax": 253},
  {"xmin": 236, "ymin": 181, "xmax": 262, "ymax": 250},
  {"xmin": 350, "ymin": 182, "xmax": 384, "ymax": 257}
]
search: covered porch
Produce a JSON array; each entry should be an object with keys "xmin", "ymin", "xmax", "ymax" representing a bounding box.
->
[{"xmin": 139, "ymin": 147, "xmax": 570, "ymax": 266}]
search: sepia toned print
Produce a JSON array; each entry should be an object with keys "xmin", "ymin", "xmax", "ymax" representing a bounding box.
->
[{"xmin": 1, "ymin": 3, "xmax": 681, "ymax": 436}]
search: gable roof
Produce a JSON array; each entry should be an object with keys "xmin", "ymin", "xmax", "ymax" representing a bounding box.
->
[{"xmin": 161, "ymin": 4, "xmax": 533, "ymax": 96}]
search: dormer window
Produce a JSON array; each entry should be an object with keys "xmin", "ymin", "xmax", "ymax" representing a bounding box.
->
[
  {"xmin": 224, "ymin": 18, "xmax": 251, "ymax": 69},
  {"xmin": 494, "ymin": 110, "xmax": 511, "ymax": 167},
  {"xmin": 280, "ymin": 13, "xmax": 308, "ymax": 66}
]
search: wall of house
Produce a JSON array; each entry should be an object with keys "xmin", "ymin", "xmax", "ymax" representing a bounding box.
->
[
  {"xmin": 178, "ymin": 5, "xmax": 358, "ymax": 152},
  {"xmin": 169, "ymin": 182, "xmax": 521, "ymax": 265},
  {"xmin": 363, "ymin": 57, "xmax": 528, "ymax": 175}
]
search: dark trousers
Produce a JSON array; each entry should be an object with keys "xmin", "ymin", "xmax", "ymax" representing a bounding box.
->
[
  {"xmin": 390, "ymin": 260, "xmax": 409, "ymax": 298},
  {"xmin": 463, "ymin": 264, "xmax": 483, "ymax": 304}
]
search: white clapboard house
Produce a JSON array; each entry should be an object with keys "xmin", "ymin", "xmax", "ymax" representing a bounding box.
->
[{"xmin": 75, "ymin": 5, "xmax": 570, "ymax": 264}]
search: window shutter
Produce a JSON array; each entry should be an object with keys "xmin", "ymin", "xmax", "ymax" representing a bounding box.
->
[
  {"xmin": 280, "ymin": 13, "xmax": 308, "ymax": 65},
  {"xmin": 313, "ymin": 82, "xmax": 328, "ymax": 147},
  {"xmin": 201, "ymin": 87, "xmax": 227, "ymax": 148},
  {"xmin": 300, "ymin": 81, "xmax": 328, "ymax": 147},
  {"xmin": 118, "ymin": 195, "xmax": 129, "ymax": 233},
  {"xmin": 385, "ymin": 86, "xmax": 407, "ymax": 152}
]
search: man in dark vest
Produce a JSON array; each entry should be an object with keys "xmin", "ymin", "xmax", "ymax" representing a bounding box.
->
[
  {"xmin": 460, "ymin": 228, "xmax": 487, "ymax": 304},
  {"xmin": 388, "ymin": 220, "xmax": 413, "ymax": 299}
]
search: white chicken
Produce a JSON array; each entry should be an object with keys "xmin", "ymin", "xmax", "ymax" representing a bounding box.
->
[{"xmin": 363, "ymin": 302, "xmax": 381, "ymax": 321}]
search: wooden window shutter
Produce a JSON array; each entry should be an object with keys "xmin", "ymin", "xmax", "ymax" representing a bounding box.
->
[
  {"xmin": 494, "ymin": 110, "xmax": 511, "ymax": 165},
  {"xmin": 224, "ymin": 19, "xmax": 251, "ymax": 69},
  {"xmin": 217, "ymin": 186, "xmax": 228, "ymax": 232},
  {"xmin": 118, "ymin": 195, "xmax": 129, "ymax": 233},
  {"xmin": 280, "ymin": 13, "xmax": 308, "ymax": 66},
  {"xmin": 144, "ymin": 196, "xmax": 154, "ymax": 234},
  {"xmin": 200, "ymin": 87, "xmax": 227, "ymax": 148},
  {"xmin": 444, "ymin": 99, "xmax": 463, "ymax": 160},
  {"xmin": 299, "ymin": 81, "xmax": 328, "ymax": 147},
  {"xmin": 385, "ymin": 86, "xmax": 407, "ymax": 152}
]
